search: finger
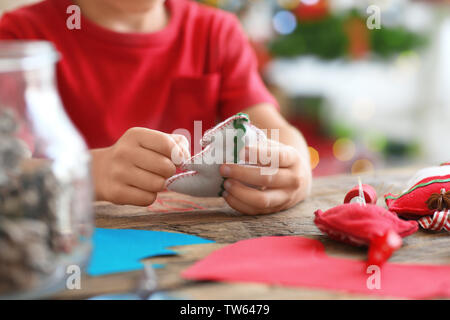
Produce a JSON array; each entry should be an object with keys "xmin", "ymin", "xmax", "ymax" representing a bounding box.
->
[
  {"xmin": 223, "ymin": 179, "xmax": 290, "ymax": 210},
  {"xmin": 122, "ymin": 166, "xmax": 167, "ymax": 193},
  {"xmin": 111, "ymin": 185, "xmax": 156, "ymax": 207},
  {"xmin": 266, "ymin": 138, "xmax": 282, "ymax": 146},
  {"xmin": 222, "ymin": 191, "xmax": 283, "ymax": 215},
  {"xmin": 171, "ymin": 134, "xmax": 191, "ymax": 160},
  {"xmin": 220, "ymin": 164, "xmax": 300, "ymax": 189},
  {"xmin": 239, "ymin": 144, "xmax": 299, "ymax": 168},
  {"xmin": 128, "ymin": 128, "xmax": 183, "ymax": 160},
  {"xmin": 130, "ymin": 147, "xmax": 176, "ymax": 178}
]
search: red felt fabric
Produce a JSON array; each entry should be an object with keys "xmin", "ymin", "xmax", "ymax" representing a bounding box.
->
[
  {"xmin": 385, "ymin": 174, "xmax": 450, "ymax": 218},
  {"xmin": 0, "ymin": 0, "xmax": 278, "ymax": 150},
  {"xmin": 344, "ymin": 184, "xmax": 377, "ymax": 204},
  {"xmin": 314, "ymin": 203, "xmax": 418, "ymax": 246},
  {"xmin": 182, "ymin": 236, "xmax": 450, "ymax": 299}
]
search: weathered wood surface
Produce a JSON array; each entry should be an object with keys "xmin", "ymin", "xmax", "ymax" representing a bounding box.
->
[{"xmin": 54, "ymin": 167, "xmax": 450, "ymax": 300}]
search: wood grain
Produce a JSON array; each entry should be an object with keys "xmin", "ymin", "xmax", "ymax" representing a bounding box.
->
[{"xmin": 54, "ymin": 168, "xmax": 450, "ymax": 300}]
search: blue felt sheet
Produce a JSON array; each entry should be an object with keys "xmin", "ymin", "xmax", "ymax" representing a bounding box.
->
[{"xmin": 87, "ymin": 228, "xmax": 213, "ymax": 276}]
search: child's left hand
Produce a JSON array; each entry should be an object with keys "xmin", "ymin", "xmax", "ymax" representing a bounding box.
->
[{"xmin": 219, "ymin": 141, "xmax": 312, "ymax": 215}]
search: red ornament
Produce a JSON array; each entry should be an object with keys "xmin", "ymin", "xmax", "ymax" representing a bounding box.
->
[
  {"xmin": 314, "ymin": 203, "xmax": 418, "ymax": 265},
  {"xmin": 293, "ymin": 0, "xmax": 329, "ymax": 22},
  {"xmin": 344, "ymin": 184, "xmax": 377, "ymax": 205},
  {"xmin": 344, "ymin": 17, "xmax": 371, "ymax": 60},
  {"xmin": 368, "ymin": 229, "xmax": 402, "ymax": 267},
  {"xmin": 385, "ymin": 163, "xmax": 450, "ymax": 219}
]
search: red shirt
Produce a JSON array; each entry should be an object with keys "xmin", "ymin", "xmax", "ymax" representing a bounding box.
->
[{"xmin": 0, "ymin": 0, "xmax": 277, "ymax": 149}]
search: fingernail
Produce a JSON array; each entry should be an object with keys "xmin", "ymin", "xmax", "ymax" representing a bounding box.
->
[
  {"xmin": 221, "ymin": 165, "xmax": 231, "ymax": 177},
  {"xmin": 222, "ymin": 191, "xmax": 228, "ymax": 198},
  {"xmin": 224, "ymin": 179, "xmax": 231, "ymax": 190}
]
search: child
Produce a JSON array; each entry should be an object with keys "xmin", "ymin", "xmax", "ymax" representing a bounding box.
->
[{"xmin": 0, "ymin": 0, "xmax": 312, "ymax": 215}]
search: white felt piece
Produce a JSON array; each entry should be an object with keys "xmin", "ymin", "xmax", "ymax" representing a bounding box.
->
[
  {"xmin": 403, "ymin": 164, "xmax": 450, "ymax": 192},
  {"xmin": 166, "ymin": 113, "xmax": 267, "ymax": 197},
  {"xmin": 166, "ymin": 171, "xmax": 223, "ymax": 198}
]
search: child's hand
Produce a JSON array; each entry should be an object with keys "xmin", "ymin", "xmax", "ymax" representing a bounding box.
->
[
  {"xmin": 91, "ymin": 127, "xmax": 189, "ymax": 206},
  {"xmin": 219, "ymin": 141, "xmax": 312, "ymax": 215}
]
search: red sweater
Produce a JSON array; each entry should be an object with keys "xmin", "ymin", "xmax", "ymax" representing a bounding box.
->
[{"xmin": 0, "ymin": 0, "xmax": 277, "ymax": 149}]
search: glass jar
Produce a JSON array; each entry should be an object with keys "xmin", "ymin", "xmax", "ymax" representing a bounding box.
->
[{"xmin": 0, "ymin": 41, "xmax": 93, "ymax": 299}]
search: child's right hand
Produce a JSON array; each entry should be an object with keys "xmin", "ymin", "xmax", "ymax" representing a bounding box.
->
[{"xmin": 91, "ymin": 127, "xmax": 190, "ymax": 206}]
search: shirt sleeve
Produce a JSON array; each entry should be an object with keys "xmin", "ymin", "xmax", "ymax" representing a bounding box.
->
[
  {"xmin": 216, "ymin": 14, "xmax": 279, "ymax": 120},
  {"xmin": 0, "ymin": 12, "xmax": 23, "ymax": 39}
]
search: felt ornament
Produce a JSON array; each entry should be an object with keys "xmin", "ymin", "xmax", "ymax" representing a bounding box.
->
[
  {"xmin": 384, "ymin": 163, "xmax": 450, "ymax": 219},
  {"xmin": 166, "ymin": 113, "xmax": 267, "ymax": 197},
  {"xmin": 314, "ymin": 203, "xmax": 418, "ymax": 266},
  {"xmin": 343, "ymin": 183, "xmax": 377, "ymax": 205}
]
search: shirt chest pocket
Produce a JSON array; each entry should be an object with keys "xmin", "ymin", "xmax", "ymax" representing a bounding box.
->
[{"xmin": 167, "ymin": 73, "xmax": 221, "ymax": 121}]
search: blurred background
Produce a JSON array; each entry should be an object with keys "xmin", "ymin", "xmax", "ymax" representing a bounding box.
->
[
  {"xmin": 1, "ymin": 0, "xmax": 449, "ymax": 176},
  {"xmin": 199, "ymin": 0, "xmax": 450, "ymax": 177}
]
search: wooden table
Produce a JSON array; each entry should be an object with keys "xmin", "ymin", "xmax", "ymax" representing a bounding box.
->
[{"xmin": 55, "ymin": 167, "xmax": 450, "ymax": 300}]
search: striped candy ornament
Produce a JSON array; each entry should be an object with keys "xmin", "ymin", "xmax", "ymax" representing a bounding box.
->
[{"xmin": 418, "ymin": 210, "xmax": 450, "ymax": 231}]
